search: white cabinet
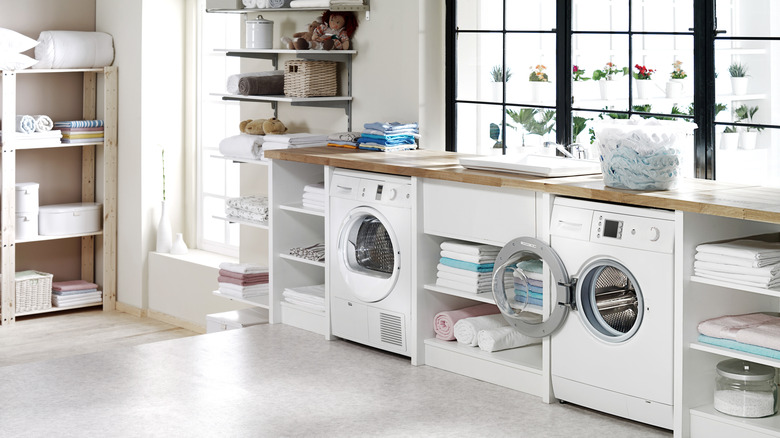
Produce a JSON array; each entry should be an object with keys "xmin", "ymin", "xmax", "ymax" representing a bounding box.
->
[{"xmin": 0, "ymin": 67, "xmax": 118, "ymax": 325}]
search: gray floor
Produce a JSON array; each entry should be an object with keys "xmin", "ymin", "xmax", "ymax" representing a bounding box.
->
[{"xmin": 0, "ymin": 324, "xmax": 671, "ymax": 437}]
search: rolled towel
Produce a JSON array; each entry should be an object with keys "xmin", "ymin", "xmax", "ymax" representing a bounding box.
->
[
  {"xmin": 242, "ymin": 0, "xmax": 257, "ymax": 7},
  {"xmin": 218, "ymin": 134, "xmax": 264, "ymax": 159},
  {"xmin": 433, "ymin": 303, "xmax": 499, "ymax": 341},
  {"xmin": 238, "ymin": 75, "xmax": 285, "ymax": 96},
  {"xmin": 34, "ymin": 31, "xmax": 114, "ymax": 69},
  {"xmin": 226, "ymin": 71, "xmax": 284, "ymax": 94},
  {"xmin": 454, "ymin": 314, "xmax": 508, "ymax": 346},
  {"xmin": 16, "ymin": 115, "xmax": 35, "ymax": 134},
  {"xmin": 268, "ymin": 0, "xmax": 287, "ymax": 7},
  {"xmin": 477, "ymin": 326, "xmax": 541, "ymax": 352},
  {"xmin": 33, "ymin": 115, "xmax": 53, "ymax": 132}
]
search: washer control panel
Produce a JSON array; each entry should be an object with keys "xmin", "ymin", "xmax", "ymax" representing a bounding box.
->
[
  {"xmin": 358, "ymin": 179, "xmax": 412, "ymax": 208},
  {"xmin": 592, "ymin": 211, "xmax": 674, "ymax": 254}
]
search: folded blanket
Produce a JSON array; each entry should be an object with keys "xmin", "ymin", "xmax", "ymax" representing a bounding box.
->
[
  {"xmin": 698, "ymin": 312, "xmax": 780, "ymax": 340},
  {"xmin": 454, "ymin": 314, "xmax": 507, "ymax": 346},
  {"xmin": 34, "ymin": 31, "xmax": 114, "ymax": 69},
  {"xmin": 440, "ymin": 250, "xmax": 497, "ymax": 265},
  {"xmin": 694, "ymin": 260, "xmax": 780, "ymax": 276},
  {"xmin": 226, "ymin": 195, "xmax": 268, "ymax": 214},
  {"xmin": 699, "ymin": 334, "xmax": 780, "ymax": 360},
  {"xmin": 16, "ymin": 115, "xmax": 35, "ymax": 134},
  {"xmin": 52, "ymin": 279, "xmax": 99, "ymax": 292},
  {"xmin": 440, "ymin": 257, "xmax": 493, "ymax": 272},
  {"xmin": 694, "ymin": 270, "xmax": 780, "ymax": 289},
  {"xmin": 218, "ymin": 282, "xmax": 269, "ymax": 298},
  {"xmin": 478, "ymin": 326, "xmax": 541, "ymax": 352},
  {"xmin": 437, "ymin": 263, "xmax": 494, "ymax": 281},
  {"xmin": 32, "ymin": 115, "xmax": 53, "ymax": 132},
  {"xmin": 226, "ymin": 207, "xmax": 268, "ymax": 223},
  {"xmin": 52, "ymin": 291, "xmax": 102, "ymax": 302},
  {"xmin": 238, "ymin": 74, "xmax": 284, "ymax": 96},
  {"xmin": 219, "ymin": 134, "xmax": 264, "ymax": 160},
  {"xmin": 433, "ymin": 303, "xmax": 499, "ymax": 341},
  {"xmin": 440, "ymin": 241, "xmax": 500, "ymax": 256},
  {"xmin": 696, "ymin": 239, "xmax": 780, "ymax": 260},
  {"xmin": 435, "ymin": 277, "xmax": 491, "ymax": 294},
  {"xmin": 290, "ymin": 0, "xmax": 330, "ymax": 7},
  {"xmin": 217, "ymin": 275, "xmax": 268, "ymax": 287},
  {"xmin": 218, "ymin": 269, "xmax": 269, "ymax": 281},
  {"xmin": 738, "ymin": 323, "xmax": 780, "ymax": 351},
  {"xmin": 218, "ymin": 262, "xmax": 268, "ymax": 275}
]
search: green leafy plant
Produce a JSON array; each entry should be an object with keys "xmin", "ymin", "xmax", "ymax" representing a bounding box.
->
[
  {"xmin": 572, "ymin": 65, "xmax": 589, "ymax": 82},
  {"xmin": 592, "ymin": 62, "xmax": 628, "ymax": 80},
  {"xmin": 506, "ymin": 108, "xmax": 556, "ymax": 139},
  {"xmin": 573, "ymin": 116, "xmax": 589, "ymax": 139},
  {"xmin": 161, "ymin": 148, "xmax": 166, "ymax": 201},
  {"xmin": 728, "ymin": 62, "xmax": 748, "ymax": 78},
  {"xmin": 490, "ymin": 65, "xmax": 512, "ymax": 83},
  {"xmin": 734, "ymin": 104, "xmax": 763, "ymax": 132},
  {"xmin": 529, "ymin": 64, "xmax": 549, "ymax": 82},
  {"xmin": 489, "ymin": 122, "xmax": 503, "ymax": 148}
]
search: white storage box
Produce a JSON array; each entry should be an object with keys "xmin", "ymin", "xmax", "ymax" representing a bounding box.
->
[
  {"xmin": 38, "ymin": 202, "xmax": 102, "ymax": 236},
  {"xmin": 15, "ymin": 212, "xmax": 38, "ymax": 240},
  {"xmin": 15, "ymin": 182, "xmax": 39, "ymax": 212},
  {"xmin": 206, "ymin": 308, "xmax": 268, "ymax": 333}
]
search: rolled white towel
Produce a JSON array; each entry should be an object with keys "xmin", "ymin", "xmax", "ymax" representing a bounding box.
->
[
  {"xmin": 242, "ymin": 0, "xmax": 257, "ymax": 7},
  {"xmin": 454, "ymin": 314, "xmax": 507, "ymax": 346},
  {"xmin": 218, "ymin": 134, "xmax": 264, "ymax": 160},
  {"xmin": 34, "ymin": 31, "xmax": 114, "ymax": 69},
  {"xmin": 477, "ymin": 326, "xmax": 541, "ymax": 352},
  {"xmin": 16, "ymin": 115, "xmax": 35, "ymax": 134},
  {"xmin": 33, "ymin": 115, "xmax": 53, "ymax": 132}
]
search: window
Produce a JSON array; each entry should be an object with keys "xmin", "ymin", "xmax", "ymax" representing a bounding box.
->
[{"xmin": 447, "ymin": 0, "xmax": 780, "ymax": 186}]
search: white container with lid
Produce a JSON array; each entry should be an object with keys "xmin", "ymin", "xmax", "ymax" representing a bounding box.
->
[
  {"xmin": 246, "ymin": 15, "xmax": 273, "ymax": 49},
  {"xmin": 15, "ymin": 211, "xmax": 38, "ymax": 240},
  {"xmin": 714, "ymin": 359, "xmax": 778, "ymax": 418},
  {"xmin": 15, "ymin": 182, "xmax": 39, "ymax": 213},
  {"xmin": 38, "ymin": 202, "xmax": 102, "ymax": 236}
]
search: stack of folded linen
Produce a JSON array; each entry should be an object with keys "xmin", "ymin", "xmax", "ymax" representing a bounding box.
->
[
  {"xmin": 290, "ymin": 0, "xmax": 329, "ymax": 7},
  {"xmin": 453, "ymin": 313, "xmax": 541, "ymax": 352},
  {"xmin": 357, "ymin": 122, "xmax": 418, "ymax": 152},
  {"xmin": 218, "ymin": 262, "xmax": 269, "ymax": 299},
  {"xmin": 302, "ymin": 182, "xmax": 325, "ymax": 211},
  {"xmin": 511, "ymin": 259, "xmax": 545, "ymax": 310},
  {"xmin": 282, "ymin": 284, "xmax": 325, "ymax": 312},
  {"xmin": 698, "ymin": 312, "xmax": 780, "ymax": 360},
  {"xmin": 289, "ymin": 243, "xmax": 325, "ymax": 262},
  {"xmin": 225, "ymin": 195, "xmax": 269, "ymax": 224},
  {"xmin": 55, "ymin": 120, "xmax": 104, "ymax": 144},
  {"xmin": 694, "ymin": 239, "xmax": 780, "ymax": 289},
  {"xmin": 262, "ymin": 133, "xmax": 328, "ymax": 151},
  {"xmin": 51, "ymin": 279, "xmax": 101, "ymax": 308},
  {"xmin": 330, "ymin": 0, "xmax": 364, "ymax": 5},
  {"xmin": 327, "ymin": 131, "xmax": 361, "ymax": 149},
  {"xmin": 219, "ymin": 134, "xmax": 264, "ymax": 160},
  {"xmin": 436, "ymin": 240, "xmax": 501, "ymax": 294}
]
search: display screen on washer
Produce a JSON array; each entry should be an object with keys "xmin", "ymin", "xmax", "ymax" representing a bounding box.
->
[
  {"xmin": 375, "ymin": 185, "xmax": 384, "ymax": 201},
  {"xmin": 603, "ymin": 219, "xmax": 622, "ymax": 239}
]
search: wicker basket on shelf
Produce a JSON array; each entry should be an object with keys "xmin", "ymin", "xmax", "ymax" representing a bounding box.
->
[
  {"xmin": 283, "ymin": 60, "xmax": 337, "ymax": 98},
  {"xmin": 5, "ymin": 270, "xmax": 53, "ymax": 313}
]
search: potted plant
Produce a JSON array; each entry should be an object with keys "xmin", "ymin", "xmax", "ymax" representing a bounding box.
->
[
  {"xmin": 633, "ymin": 64, "xmax": 656, "ymax": 99},
  {"xmin": 735, "ymin": 104, "xmax": 762, "ymax": 150},
  {"xmin": 719, "ymin": 125, "xmax": 739, "ymax": 150},
  {"xmin": 667, "ymin": 60, "xmax": 687, "ymax": 98},
  {"xmin": 729, "ymin": 62, "xmax": 749, "ymax": 95},
  {"xmin": 489, "ymin": 65, "xmax": 511, "ymax": 101},
  {"xmin": 572, "ymin": 65, "xmax": 592, "ymax": 101},
  {"xmin": 592, "ymin": 61, "xmax": 628, "ymax": 100},
  {"xmin": 528, "ymin": 64, "xmax": 551, "ymax": 102}
]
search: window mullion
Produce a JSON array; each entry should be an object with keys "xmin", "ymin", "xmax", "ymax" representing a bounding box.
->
[
  {"xmin": 693, "ymin": 0, "xmax": 717, "ymax": 179},
  {"xmin": 556, "ymin": 0, "xmax": 573, "ymax": 147}
]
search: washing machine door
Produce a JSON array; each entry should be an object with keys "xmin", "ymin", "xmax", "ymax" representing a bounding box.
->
[
  {"xmin": 492, "ymin": 237, "xmax": 571, "ymax": 338},
  {"xmin": 337, "ymin": 206, "xmax": 400, "ymax": 303},
  {"xmin": 574, "ymin": 258, "xmax": 644, "ymax": 343}
]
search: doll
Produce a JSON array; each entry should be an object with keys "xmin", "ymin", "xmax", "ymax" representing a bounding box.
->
[{"xmin": 303, "ymin": 11, "xmax": 358, "ymax": 51}]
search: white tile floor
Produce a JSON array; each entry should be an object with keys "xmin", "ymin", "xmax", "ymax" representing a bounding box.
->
[{"xmin": 0, "ymin": 324, "xmax": 672, "ymax": 437}]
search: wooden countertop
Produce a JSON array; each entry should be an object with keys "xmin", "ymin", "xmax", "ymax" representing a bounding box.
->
[{"xmin": 264, "ymin": 147, "xmax": 780, "ymax": 225}]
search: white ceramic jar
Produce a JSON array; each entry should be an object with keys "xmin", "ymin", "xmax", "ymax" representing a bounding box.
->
[{"xmin": 246, "ymin": 15, "xmax": 273, "ymax": 49}]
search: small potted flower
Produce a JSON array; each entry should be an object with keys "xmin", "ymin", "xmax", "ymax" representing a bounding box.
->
[
  {"xmin": 667, "ymin": 60, "xmax": 687, "ymax": 98},
  {"xmin": 633, "ymin": 64, "xmax": 656, "ymax": 99},
  {"xmin": 592, "ymin": 61, "xmax": 627, "ymax": 100},
  {"xmin": 729, "ymin": 62, "xmax": 749, "ymax": 95},
  {"xmin": 528, "ymin": 64, "xmax": 551, "ymax": 102}
]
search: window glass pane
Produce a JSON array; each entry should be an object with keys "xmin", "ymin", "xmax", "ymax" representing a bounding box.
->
[
  {"xmin": 455, "ymin": 102, "xmax": 506, "ymax": 155},
  {"xmin": 573, "ymin": 0, "xmax": 628, "ymax": 32},
  {"xmin": 506, "ymin": 0, "xmax": 555, "ymax": 31},
  {"xmin": 716, "ymin": 0, "xmax": 780, "ymax": 38},
  {"xmin": 572, "ymin": 34, "xmax": 630, "ymax": 111},
  {"xmin": 506, "ymin": 34, "xmax": 556, "ymax": 106},
  {"xmin": 717, "ymin": 127, "xmax": 780, "ymax": 186},
  {"xmin": 632, "ymin": 35, "xmax": 694, "ymax": 112},
  {"xmin": 457, "ymin": 0, "xmax": 503, "ymax": 30},
  {"xmin": 505, "ymin": 105, "xmax": 556, "ymax": 152},
  {"xmin": 631, "ymin": 0, "xmax": 693, "ymax": 33},
  {"xmin": 457, "ymin": 33, "xmax": 504, "ymax": 103}
]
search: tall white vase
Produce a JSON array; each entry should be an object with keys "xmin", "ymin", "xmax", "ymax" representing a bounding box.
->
[{"xmin": 156, "ymin": 200, "xmax": 172, "ymax": 253}]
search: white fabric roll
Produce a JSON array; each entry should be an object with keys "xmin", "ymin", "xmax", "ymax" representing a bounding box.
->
[
  {"xmin": 33, "ymin": 115, "xmax": 53, "ymax": 132},
  {"xmin": 453, "ymin": 314, "xmax": 507, "ymax": 346},
  {"xmin": 34, "ymin": 31, "xmax": 114, "ymax": 69},
  {"xmin": 477, "ymin": 326, "xmax": 540, "ymax": 352},
  {"xmin": 218, "ymin": 134, "xmax": 264, "ymax": 159},
  {"xmin": 16, "ymin": 115, "xmax": 35, "ymax": 134},
  {"xmin": 242, "ymin": 0, "xmax": 257, "ymax": 7}
]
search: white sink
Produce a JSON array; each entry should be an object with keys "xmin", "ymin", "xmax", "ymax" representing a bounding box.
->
[{"xmin": 459, "ymin": 154, "xmax": 602, "ymax": 177}]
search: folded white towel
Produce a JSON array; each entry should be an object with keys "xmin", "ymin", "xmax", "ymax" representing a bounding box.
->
[
  {"xmin": 435, "ymin": 277, "xmax": 492, "ymax": 294},
  {"xmin": 218, "ymin": 262, "xmax": 268, "ymax": 274},
  {"xmin": 696, "ymin": 239, "xmax": 780, "ymax": 260},
  {"xmin": 33, "ymin": 115, "xmax": 53, "ymax": 132},
  {"xmin": 477, "ymin": 326, "xmax": 541, "ymax": 352},
  {"xmin": 219, "ymin": 134, "xmax": 264, "ymax": 160},
  {"xmin": 290, "ymin": 0, "xmax": 330, "ymax": 7},
  {"xmin": 440, "ymin": 250, "xmax": 497, "ymax": 265},
  {"xmin": 454, "ymin": 314, "xmax": 508, "ymax": 346},
  {"xmin": 694, "ymin": 269, "xmax": 780, "ymax": 288},
  {"xmin": 695, "ymin": 251, "xmax": 780, "ymax": 268},
  {"xmin": 16, "ymin": 115, "xmax": 35, "ymax": 134},
  {"xmin": 302, "ymin": 201, "xmax": 325, "ymax": 211},
  {"xmin": 436, "ymin": 263, "xmax": 493, "ymax": 281},
  {"xmin": 694, "ymin": 260, "xmax": 780, "ymax": 277},
  {"xmin": 694, "ymin": 271, "xmax": 780, "ymax": 289},
  {"xmin": 440, "ymin": 241, "xmax": 500, "ymax": 256},
  {"xmin": 302, "ymin": 192, "xmax": 325, "ymax": 203},
  {"xmin": 303, "ymin": 182, "xmax": 325, "ymax": 194},
  {"xmin": 219, "ymin": 282, "xmax": 269, "ymax": 298},
  {"xmin": 264, "ymin": 133, "xmax": 328, "ymax": 145}
]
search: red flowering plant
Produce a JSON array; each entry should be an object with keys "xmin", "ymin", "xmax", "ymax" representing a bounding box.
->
[
  {"xmin": 572, "ymin": 65, "xmax": 589, "ymax": 81},
  {"xmin": 633, "ymin": 64, "xmax": 655, "ymax": 80}
]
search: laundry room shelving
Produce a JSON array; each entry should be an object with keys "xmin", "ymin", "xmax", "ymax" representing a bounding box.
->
[{"xmin": 0, "ymin": 67, "xmax": 118, "ymax": 325}]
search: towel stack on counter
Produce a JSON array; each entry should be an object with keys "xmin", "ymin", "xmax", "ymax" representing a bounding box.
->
[
  {"xmin": 55, "ymin": 120, "xmax": 104, "ymax": 144},
  {"xmin": 698, "ymin": 312, "xmax": 780, "ymax": 360},
  {"xmin": 262, "ymin": 133, "xmax": 328, "ymax": 152},
  {"xmin": 51, "ymin": 279, "xmax": 101, "ymax": 308},
  {"xmin": 694, "ymin": 239, "xmax": 780, "ymax": 289},
  {"xmin": 283, "ymin": 284, "xmax": 326, "ymax": 313},
  {"xmin": 511, "ymin": 259, "xmax": 545, "ymax": 310},
  {"xmin": 357, "ymin": 122, "xmax": 418, "ymax": 152},
  {"xmin": 327, "ymin": 131, "xmax": 361, "ymax": 149},
  {"xmin": 225, "ymin": 195, "xmax": 269, "ymax": 224},
  {"xmin": 218, "ymin": 262, "xmax": 269, "ymax": 299},
  {"xmin": 432, "ymin": 303, "xmax": 541, "ymax": 352},
  {"xmin": 436, "ymin": 240, "xmax": 501, "ymax": 294},
  {"xmin": 301, "ymin": 182, "xmax": 325, "ymax": 211},
  {"xmin": 289, "ymin": 243, "xmax": 325, "ymax": 262}
]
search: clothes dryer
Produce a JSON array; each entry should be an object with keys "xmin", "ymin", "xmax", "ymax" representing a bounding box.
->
[
  {"xmin": 491, "ymin": 197, "xmax": 675, "ymax": 429},
  {"xmin": 329, "ymin": 169, "xmax": 412, "ymax": 356}
]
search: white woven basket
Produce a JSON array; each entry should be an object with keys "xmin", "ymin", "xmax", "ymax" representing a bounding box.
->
[
  {"xmin": 10, "ymin": 270, "xmax": 53, "ymax": 313},
  {"xmin": 283, "ymin": 60, "xmax": 337, "ymax": 98}
]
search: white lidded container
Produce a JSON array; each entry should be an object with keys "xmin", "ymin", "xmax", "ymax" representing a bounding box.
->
[
  {"xmin": 15, "ymin": 212, "xmax": 38, "ymax": 240},
  {"xmin": 15, "ymin": 182, "xmax": 40, "ymax": 212},
  {"xmin": 246, "ymin": 15, "xmax": 273, "ymax": 49},
  {"xmin": 38, "ymin": 202, "xmax": 102, "ymax": 236}
]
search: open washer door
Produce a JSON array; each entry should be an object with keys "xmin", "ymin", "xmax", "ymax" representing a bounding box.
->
[{"xmin": 492, "ymin": 237, "xmax": 571, "ymax": 338}]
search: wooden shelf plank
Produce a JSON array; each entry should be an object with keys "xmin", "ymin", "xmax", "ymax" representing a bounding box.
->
[
  {"xmin": 16, "ymin": 301, "xmax": 103, "ymax": 317},
  {"xmin": 16, "ymin": 230, "xmax": 102, "ymax": 244}
]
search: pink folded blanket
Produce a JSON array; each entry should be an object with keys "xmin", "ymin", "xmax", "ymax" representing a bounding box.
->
[
  {"xmin": 217, "ymin": 275, "xmax": 268, "ymax": 287},
  {"xmin": 52, "ymin": 279, "xmax": 99, "ymax": 292},
  {"xmin": 433, "ymin": 303, "xmax": 499, "ymax": 341},
  {"xmin": 218, "ymin": 269, "xmax": 269, "ymax": 282},
  {"xmin": 698, "ymin": 312, "xmax": 780, "ymax": 351}
]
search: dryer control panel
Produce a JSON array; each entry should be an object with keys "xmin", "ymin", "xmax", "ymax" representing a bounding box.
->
[{"xmin": 330, "ymin": 170, "xmax": 412, "ymax": 209}]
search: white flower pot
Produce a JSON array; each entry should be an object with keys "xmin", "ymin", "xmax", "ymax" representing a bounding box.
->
[
  {"xmin": 635, "ymin": 79, "xmax": 654, "ymax": 99},
  {"xmin": 731, "ymin": 77, "xmax": 749, "ymax": 95},
  {"xmin": 529, "ymin": 81, "xmax": 552, "ymax": 103},
  {"xmin": 666, "ymin": 80, "xmax": 683, "ymax": 99},
  {"xmin": 490, "ymin": 82, "xmax": 503, "ymax": 102},
  {"xmin": 739, "ymin": 131, "xmax": 758, "ymax": 150},
  {"xmin": 719, "ymin": 132, "xmax": 739, "ymax": 150},
  {"xmin": 598, "ymin": 80, "xmax": 619, "ymax": 100}
]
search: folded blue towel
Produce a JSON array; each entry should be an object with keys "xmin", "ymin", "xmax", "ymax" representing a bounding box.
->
[
  {"xmin": 361, "ymin": 133, "xmax": 416, "ymax": 141},
  {"xmin": 54, "ymin": 120, "xmax": 104, "ymax": 128},
  {"xmin": 513, "ymin": 283, "xmax": 543, "ymax": 295},
  {"xmin": 514, "ymin": 294, "xmax": 543, "ymax": 307},
  {"xmin": 698, "ymin": 334, "xmax": 780, "ymax": 360},
  {"xmin": 364, "ymin": 121, "xmax": 419, "ymax": 133},
  {"xmin": 440, "ymin": 257, "xmax": 494, "ymax": 272},
  {"xmin": 514, "ymin": 290, "xmax": 542, "ymax": 300},
  {"xmin": 357, "ymin": 144, "xmax": 416, "ymax": 152},
  {"xmin": 357, "ymin": 136, "xmax": 416, "ymax": 146}
]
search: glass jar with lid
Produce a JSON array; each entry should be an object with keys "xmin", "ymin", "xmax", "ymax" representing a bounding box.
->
[{"xmin": 714, "ymin": 359, "xmax": 778, "ymax": 418}]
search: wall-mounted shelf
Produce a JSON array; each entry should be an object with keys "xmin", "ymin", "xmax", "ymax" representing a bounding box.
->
[{"xmin": 206, "ymin": 1, "xmax": 369, "ymax": 14}]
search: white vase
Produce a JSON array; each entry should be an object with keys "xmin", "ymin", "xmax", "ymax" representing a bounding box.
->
[
  {"xmin": 665, "ymin": 80, "xmax": 683, "ymax": 99},
  {"xmin": 170, "ymin": 233, "xmax": 188, "ymax": 255},
  {"xmin": 738, "ymin": 131, "xmax": 758, "ymax": 150},
  {"xmin": 598, "ymin": 80, "xmax": 619, "ymax": 100},
  {"xmin": 635, "ymin": 80, "xmax": 654, "ymax": 99},
  {"xmin": 731, "ymin": 77, "xmax": 749, "ymax": 95},
  {"xmin": 156, "ymin": 200, "xmax": 172, "ymax": 253},
  {"xmin": 719, "ymin": 132, "xmax": 739, "ymax": 150}
]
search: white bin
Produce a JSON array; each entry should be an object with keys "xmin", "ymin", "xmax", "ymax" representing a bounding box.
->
[
  {"xmin": 38, "ymin": 202, "xmax": 102, "ymax": 236},
  {"xmin": 15, "ymin": 212, "xmax": 38, "ymax": 240},
  {"xmin": 15, "ymin": 182, "xmax": 39, "ymax": 212},
  {"xmin": 206, "ymin": 308, "xmax": 268, "ymax": 333}
]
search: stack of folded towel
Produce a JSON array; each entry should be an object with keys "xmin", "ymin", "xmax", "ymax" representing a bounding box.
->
[
  {"xmin": 433, "ymin": 303, "xmax": 499, "ymax": 341},
  {"xmin": 327, "ymin": 131, "xmax": 361, "ymax": 149},
  {"xmin": 452, "ymin": 313, "xmax": 542, "ymax": 352},
  {"xmin": 262, "ymin": 133, "xmax": 328, "ymax": 151},
  {"xmin": 436, "ymin": 240, "xmax": 501, "ymax": 294},
  {"xmin": 55, "ymin": 120, "xmax": 104, "ymax": 144},
  {"xmin": 698, "ymin": 312, "xmax": 780, "ymax": 360},
  {"xmin": 218, "ymin": 262, "xmax": 269, "ymax": 299},
  {"xmin": 694, "ymin": 239, "xmax": 780, "ymax": 289},
  {"xmin": 511, "ymin": 259, "xmax": 545, "ymax": 310},
  {"xmin": 219, "ymin": 134, "xmax": 265, "ymax": 160},
  {"xmin": 282, "ymin": 284, "xmax": 326, "ymax": 312},
  {"xmin": 357, "ymin": 122, "xmax": 418, "ymax": 152},
  {"xmin": 290, "ymin": 0, "xmax": 329, "ymax": 7},
  {"xmin": 51, "ymin": 279, "xmax": 101, "ymax": 308},
  {"xmin": 225, "ymin": 195, "xmax": 269, "ymax": 224},
  {"xmin": 302, "ymin": 182, "xmax": 325, "ymax": 211},
  {"xmin": 289, "ymin": 243, "xmax": 325, "ymax": 262}
]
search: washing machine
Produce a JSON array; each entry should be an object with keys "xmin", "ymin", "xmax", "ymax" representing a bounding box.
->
[
  {"xmin": 329, "ymin": 169, "xmax": 412, "ymax": 357},
  {"xmin": 492, "ymin": 196, "xmax": 675, "ymax": 429}
]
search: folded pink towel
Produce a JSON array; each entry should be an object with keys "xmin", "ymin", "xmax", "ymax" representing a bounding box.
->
[
  {"xmin": 218, "ymin": 269, "xmax": 269, "ymax": 281},
  {"xmin": 738, "ymin": 323, "xmax": 780, "ymax": 351},
  {"xmin": 217, "ymin": 275, "xmax": 268, "ymax": 287},
  {"xmin": 433, "ymin": 303, "xmax": 499, "ymax": 341},
  {"xmin": 697, "ymin": 313, "xmax": 779, "ymax": 340},
  {"xmin": 52, "ymin": 279, "xmax": 99, "ymax": 292}
]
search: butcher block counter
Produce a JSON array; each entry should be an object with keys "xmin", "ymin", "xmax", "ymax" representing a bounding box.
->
[{"xmin": 264, "ymin": 147, "xmax": 780, "ymax": 225}]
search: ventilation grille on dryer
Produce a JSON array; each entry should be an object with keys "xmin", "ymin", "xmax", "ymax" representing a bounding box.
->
[{"xmin": 379, "ymin": 312, "xmax": 404, "ymax": 347}]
